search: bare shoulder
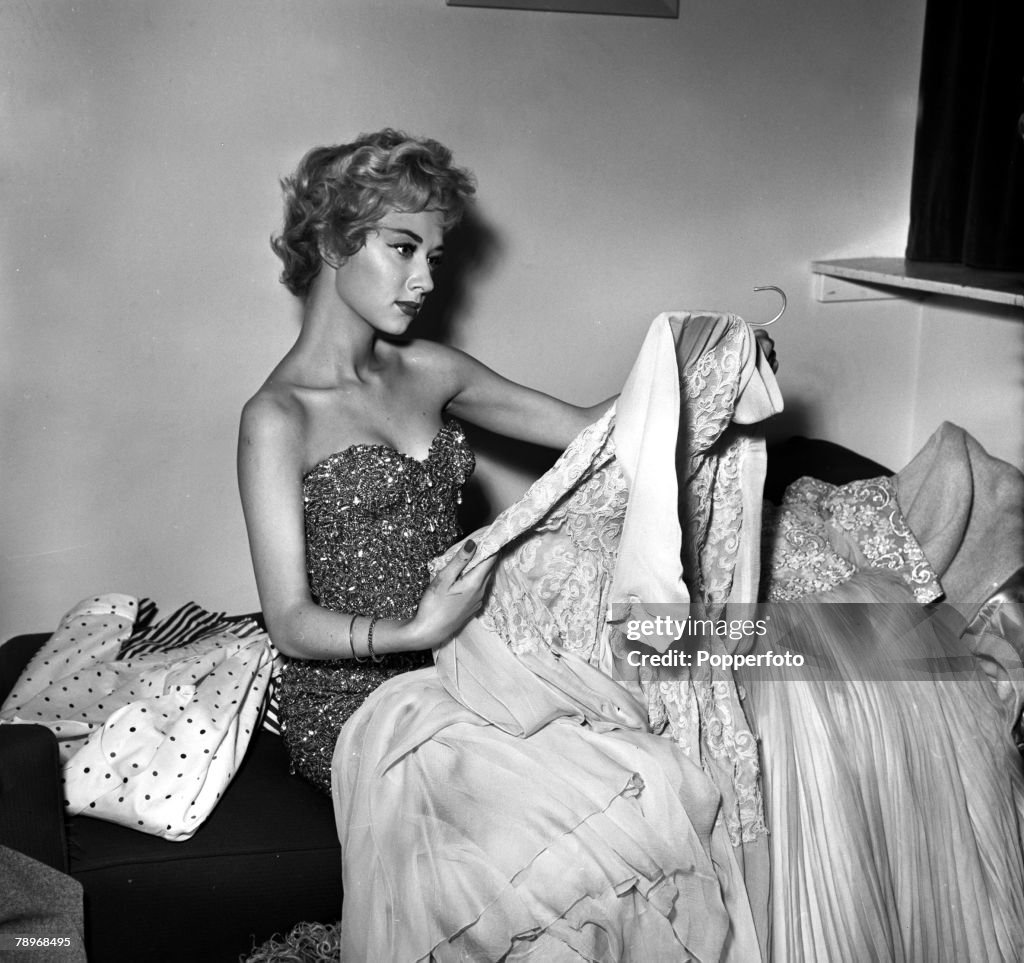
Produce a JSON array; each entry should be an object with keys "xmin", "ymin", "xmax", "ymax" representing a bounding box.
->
[
  {"xmin": 385, "ymin": 337, "xmax": 468, "ymax": 397},
  {"xmin": 392, "ymin": 336, "xmax": 465, "ymax": 371},
  {"xmin": 238, "ymin": 381, "xmax": 303, "ymax": 462}
]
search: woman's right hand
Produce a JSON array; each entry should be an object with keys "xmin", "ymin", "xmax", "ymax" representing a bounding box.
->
[{"xmin": 403, "ymin": 540, "xmax": 498, "ymax": 650}]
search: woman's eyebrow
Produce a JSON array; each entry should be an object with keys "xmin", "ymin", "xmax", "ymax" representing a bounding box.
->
[{"xmin": 381, "ymin": 226, "xmax": 423, "ymax": 243}]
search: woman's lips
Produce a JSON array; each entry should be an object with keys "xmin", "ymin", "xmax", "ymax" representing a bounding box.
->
[{"xmin": 396, "ymin": 301, "xmax": 420, "ymax": 317}]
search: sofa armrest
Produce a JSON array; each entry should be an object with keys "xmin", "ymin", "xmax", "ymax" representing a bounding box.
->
[
  {"xmin": 1, "ymin": 633, "xmax": 47, "ymax": 703},
  {"xmin": 764, "ymin": 436, "xmax": 893, "ymax": 504},
  {"xmin": 0, "ymin": 723, "xmax": 69, "ymax": 872},
  {"xmin": 1, "ymin": 634, "xmax": 69, "ymax": 872}
]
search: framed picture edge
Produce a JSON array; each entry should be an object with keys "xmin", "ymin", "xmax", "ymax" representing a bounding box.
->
[{"xmin": 446, "ymin": 0, "xmax": 679, "ymax": 19}]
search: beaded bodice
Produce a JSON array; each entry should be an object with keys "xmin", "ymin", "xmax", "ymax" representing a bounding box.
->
[
  {"xmin": 302, "ymin": 419, "xmax": 475, "ymax": 620},
  {"xmin": 279, "ymin": 419, "xmax": 475, "ymax": 794}
]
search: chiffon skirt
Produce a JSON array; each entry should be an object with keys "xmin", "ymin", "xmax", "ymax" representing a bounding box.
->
[
  {"xmin": 332, "ymin": 659, "xmax": 759, "ymax": 962},
  {"xmin": 740, "ymin": 571, "xmax": 1024, "ymax": 962}
]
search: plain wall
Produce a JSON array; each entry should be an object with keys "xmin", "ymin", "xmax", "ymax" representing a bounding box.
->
[
  {"xmin": 909, "ymin": 297, "xmax": 1023, "ymax": 466},
  {"xmin": 2, "ymin": 0, "xmax": 1019, "ymax": 641}
]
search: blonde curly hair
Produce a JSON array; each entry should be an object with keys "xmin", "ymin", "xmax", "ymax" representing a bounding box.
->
[{"xmin": 271, "ymin": 129, "xmax": 476, "ymax": 298}]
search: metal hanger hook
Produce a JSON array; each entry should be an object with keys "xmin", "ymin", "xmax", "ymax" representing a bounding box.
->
[{"xmin": 751, "ymin": 285, "xmax": 787, "ymax": 326}]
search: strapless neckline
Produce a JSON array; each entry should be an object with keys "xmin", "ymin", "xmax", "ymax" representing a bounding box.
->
[
  {"xmin": 303, "ymin": 419, "xmax": 459, "ymax": 480},
  {"xmin": 283, "ymin": 416, "xmax": 474, "ymax": 794}
]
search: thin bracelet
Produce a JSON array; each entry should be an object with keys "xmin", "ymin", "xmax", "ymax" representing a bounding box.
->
[
  {"xmin": 348, "ymin": 613, "xmax": 366, "ymax": 663},
  {"xmin": 366, "ymin": 615, "xmax": 384, "ymax": 663}
]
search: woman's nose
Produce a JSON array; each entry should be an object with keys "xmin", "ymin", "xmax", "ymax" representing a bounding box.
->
[{"xmin": 408, "ymin": 258, "xmax": 434, "ymax": 295}]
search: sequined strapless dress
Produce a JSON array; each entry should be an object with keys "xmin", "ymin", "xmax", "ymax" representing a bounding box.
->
[{"xmin": 278, "ymin": 419, "xmax": 475, "ymax": 793}]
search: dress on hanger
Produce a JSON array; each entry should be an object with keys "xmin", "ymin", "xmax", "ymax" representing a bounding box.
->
[{"xmin": 331, "ymin": 313, "xmax": 773, "ymax": 961}]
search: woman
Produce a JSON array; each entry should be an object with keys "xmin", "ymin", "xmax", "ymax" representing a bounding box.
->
[
  {"xmin": 238, "ymin": 130, "xmax": 761, "ymax": 960},
  {"xmin": 238, "ymin": 130, "xmax": 610, "ymax": 792}
]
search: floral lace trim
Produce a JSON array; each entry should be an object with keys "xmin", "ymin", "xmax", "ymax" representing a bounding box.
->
[
  {"xmin": 656, "ymin": 676, "xmax": 768, "ymax": 844},
  {"xmin": 679, "ymin": 319, "xmax": 748, "ymax": 611},
  {"xmin": 654, "ymin": 315, "xmax": 766, "ymax": 846},
  {"xmin": 431, "ymin": 408, "xmax": 624, "ymax": 666},
  {"xmin": 761, "ymin": 495, "xmax": 856, "ymax": 602},
  {"xmin": 482, "ymin": 461, "xmax": 628, "ymax": 665},
  {"xmin": 764, "ymin": 475, "xmax": 942, "ymax": 604},
  {"xmin": 433, "ymin": 408, "xmax": 618, "ymax": 578}
]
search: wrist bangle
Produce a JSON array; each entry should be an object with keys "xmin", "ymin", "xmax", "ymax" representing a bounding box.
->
[
  {"xmin": 348, "ymin": 614, "xmax": 366, "ymax": 663},
  {"xmin": 366, "ymin": 616, "xmax": 383, "ymax": 663}
]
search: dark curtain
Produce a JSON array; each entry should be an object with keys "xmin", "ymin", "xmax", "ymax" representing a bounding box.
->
[{"xmin": 906, "ymin": 0, "xmax": 1024, "ymax": 271}]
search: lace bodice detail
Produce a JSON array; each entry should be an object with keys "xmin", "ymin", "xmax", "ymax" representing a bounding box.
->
[
  {"xmin": 302, "ymin": 419, "xmax": 475, "ymax": 620},
  {"xmin": 762, "ymin": 475, "xmax": 942, "ymax": 604}
]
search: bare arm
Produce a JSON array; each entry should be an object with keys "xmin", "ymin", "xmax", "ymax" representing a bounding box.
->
[
  {"xmin": 237, "ymin": 394, "xmax": 494, "ymax": 660},
  {"xmin": 436, "ymin": 345, "xmax": 615, "ymax": 451},
  {"xmin": 434, "ymin": 327, "xmax": 775, "ymax": 451}
]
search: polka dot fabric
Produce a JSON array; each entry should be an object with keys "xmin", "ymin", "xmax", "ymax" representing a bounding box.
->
[{"xmin": 0, "ymin": 594, "xmax": 275, "ymax": 840}]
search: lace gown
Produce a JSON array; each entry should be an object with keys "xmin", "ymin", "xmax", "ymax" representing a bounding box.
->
[
  {"xmin": 328, "ymin": 393, "xmax": 762, "ymax": 958},
  {"xmin": 745, "ymin": 475, "xmax": 1024, "ymax": 962}
]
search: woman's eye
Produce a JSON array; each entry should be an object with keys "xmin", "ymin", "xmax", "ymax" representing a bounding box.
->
[
  {"xmin": 392, "ymin": 243, "xmax": 415, "ymax": 258},
  {"xmin": 428, "ymin": 255, "xmax": 444, "ymax": 270}
]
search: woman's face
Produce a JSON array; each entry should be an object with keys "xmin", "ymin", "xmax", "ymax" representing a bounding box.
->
[{"xmin": 332, "ymin": 208, "xmax": 446, "ymax": 337}]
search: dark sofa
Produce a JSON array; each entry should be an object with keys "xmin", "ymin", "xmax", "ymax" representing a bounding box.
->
[
  {"xmin": 0, "ymin": 438, "xmax": 894, "ymax": 962},
  {"xmin": 0, "ymin": 628, "xmax": 342, "ymax": 962}
]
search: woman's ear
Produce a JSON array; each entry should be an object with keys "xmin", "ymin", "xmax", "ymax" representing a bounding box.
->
[{"xmin": 318, "ymin": 240, "xmax": 342, "ymax": 271}]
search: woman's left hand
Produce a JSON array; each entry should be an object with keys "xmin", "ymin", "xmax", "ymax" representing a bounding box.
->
[{"xmin": 754, "ymin": 329, "xmax": 779, "ymax": 373}]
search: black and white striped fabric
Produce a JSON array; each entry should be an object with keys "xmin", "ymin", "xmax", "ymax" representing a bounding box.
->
[{"xmin": 117, "ymin": 600, "xmax": 282, "ymax": 735}]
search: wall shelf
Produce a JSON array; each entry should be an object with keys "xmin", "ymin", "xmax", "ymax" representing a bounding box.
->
[{"xmin": 811, "ymin": 257, "xmax": 1024, "ymax": 308}]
